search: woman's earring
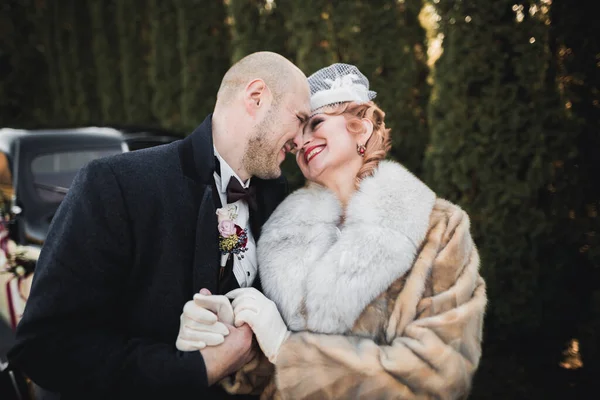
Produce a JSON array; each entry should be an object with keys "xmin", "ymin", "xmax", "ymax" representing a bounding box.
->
[{"xmin": 357, "ymin": 143, "xmax": 366, "ymax": 157}]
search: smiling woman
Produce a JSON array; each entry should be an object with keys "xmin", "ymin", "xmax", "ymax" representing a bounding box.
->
[{"xmin": 300, "ymin": 101, "xmax": 391, "ymax": 189}]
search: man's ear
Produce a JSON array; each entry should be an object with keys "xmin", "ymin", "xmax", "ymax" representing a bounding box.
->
[
  {"xmin": 359, "ymin": 118, "xmax": 374, "ymax": 143},
  {"xmin": 244, "ymin": 79, "xmax": 268, "ymax": 116}
]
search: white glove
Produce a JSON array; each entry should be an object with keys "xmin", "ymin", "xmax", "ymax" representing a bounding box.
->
[
  {"xmin": 175, "ymin": 294, "xmax": 235, "ymax": 351},
  {"xmin": 192, "ymin": 293, "xmax": 235, "ymax": 326},
  {"xmin": 226, "ymin": 288, "xmax": 290, "ymax": 363}
]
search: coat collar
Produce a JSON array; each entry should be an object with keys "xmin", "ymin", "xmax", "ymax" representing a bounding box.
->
[
  {"xmin": 258, "ymin": 161, "xmax": 436, "ymax": 333},
  {"xmin": 179, "ymin": 114, "xmax": 216, "ymax": 185}
]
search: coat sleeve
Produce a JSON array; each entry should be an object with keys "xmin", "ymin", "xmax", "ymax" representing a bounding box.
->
[
  {"xmin": 273, "ymin": 213, "xmax": 487, "ymax": 400},
  {"xmin": 8, "ymin": 160, "xmax": 209, "ymax": 397},
  {"xmin": 275, "ymin": 280, "xmax": 486, "ymax": 400}
]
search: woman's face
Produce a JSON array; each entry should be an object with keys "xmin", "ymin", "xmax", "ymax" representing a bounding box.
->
[{"xmin": 296, "ymin": 111, "xmax": 362, "ymax": 184}]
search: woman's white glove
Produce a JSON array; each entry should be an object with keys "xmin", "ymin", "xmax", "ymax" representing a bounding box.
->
[
  {"xmin": 175, "ymin": 293, "xmax": 235, "ymax": 351},
  {"xmin": 226, "ymin": 288, "xmax": 290, "ymax": 364}
]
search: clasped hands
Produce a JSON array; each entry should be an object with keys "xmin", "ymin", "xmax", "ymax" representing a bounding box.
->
[{"xmin": 176, "ymin": 287, "xmax": 290, "ymax": 363}]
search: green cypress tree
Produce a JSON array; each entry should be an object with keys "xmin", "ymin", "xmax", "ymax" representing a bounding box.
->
[
  {"xmin": 52, "ymin": 0, "xmax": 78, "ymax": 124},
  {"xmin": 0, "ymin": 0, "xmax": 52, "ymax": 127},
  {"xmin": 259, "ymin": 1, "xmax": 293, "ymax": 59},
  {"xmin": 35, "ymin": 2, "xmax": 64, "ymax": 124},
  {"xmin": 45, "ymin": 0, "xmax": 99, "ymax": 125},
  {"xmin": 548, "ymin": 0, "xmax": 600, "ymax": 371},
  {"xmin": 116, "ymin": 0, "xmax": 155, "ymax": 125},
  {"xmin": 228, "ymin": 0, "xmax": 263, "ymax": 62},
  {"xmin": 424, "ymin": 0, "xmax": 575, "ymax": 340},
  {"xmin": 286, "ymin": 0, "xmax": 337, "ymax": 75},
  {"xmin": 68, "ymin": 0, "xmax": 101, "ymax": 124},
  {"xmin": 89, "ymin": 0, "xmax": 125, "ymax": 124},
  {"xmin": 63, "ymin": 0, "xmax": 86, "ymax": 124},
  {"xmin": 175, "ymin": 0, "xmax": 231, "ymax": 131},
  {"xmin": 228, "ymin": 1, "xmax": 291, "ymax": 63},
  {"xmin": 149, "ymin": 0, "xmax": 181, "ymax": 129},
  {"xmin": 345, "ymin": 0, "xmax": 429, "ymax": 175}
]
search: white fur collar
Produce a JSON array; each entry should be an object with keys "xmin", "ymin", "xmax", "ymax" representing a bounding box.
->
[{"xmin": 257, "ymin": 161, "xmax": 436, "ymax": 334}]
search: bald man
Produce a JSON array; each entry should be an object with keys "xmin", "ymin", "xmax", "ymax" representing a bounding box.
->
[{"xmin": 8, "ymin": 52, "xmax": 311, "ymax": 400}]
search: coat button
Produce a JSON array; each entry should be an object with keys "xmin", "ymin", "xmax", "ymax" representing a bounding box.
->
[{"xmin": 247, "ymin": 271, "xmax": 250, "ymax": 276}]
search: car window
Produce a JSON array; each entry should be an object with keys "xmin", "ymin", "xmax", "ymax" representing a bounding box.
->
[{"xmin": 31, "ymin": 148, "xmax": 121, "ymax": 202}]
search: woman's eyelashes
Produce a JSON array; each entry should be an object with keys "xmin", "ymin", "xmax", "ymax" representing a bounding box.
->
[{"xmin": 309, "ymin": 117, "xmax": 323, "ymax": 131}]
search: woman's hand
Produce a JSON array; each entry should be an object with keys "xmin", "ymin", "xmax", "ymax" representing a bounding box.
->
[{"xmin": 226, "ymin": 287, "xmax": 290, "ymax": 363}]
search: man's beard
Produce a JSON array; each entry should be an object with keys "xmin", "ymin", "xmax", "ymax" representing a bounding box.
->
[{"xmin": 242, "ymin": 117, "xmax": 282, "ymax": 180}]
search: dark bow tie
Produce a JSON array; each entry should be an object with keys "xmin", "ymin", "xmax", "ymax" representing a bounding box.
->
[
  {"xmin": 226, "ymin": 178, "xmax": 255, "ymax": 205},
  {"xmin": 215, "ymin": 156, "xmax": 256, "ymax": 206}
]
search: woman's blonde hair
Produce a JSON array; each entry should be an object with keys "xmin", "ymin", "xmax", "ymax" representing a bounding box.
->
[{"xmin": 321, "ymin": 101, "xmax": 391, "ymax": 187}]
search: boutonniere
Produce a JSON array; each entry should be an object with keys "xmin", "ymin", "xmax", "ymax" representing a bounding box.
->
[{"xmin": 216, "ymin": 204, "xmax": 248, "ymax": 267}]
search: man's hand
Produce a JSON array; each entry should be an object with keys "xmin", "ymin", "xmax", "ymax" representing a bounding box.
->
[
  {"xmin": 193, "ymin": 291, "xmax": 234, "ymax": 325},
  {"xmin": 176, "ymin": 289, "xmax": 235, "ymax": 351},
  {"xmin": 202, "ymin": 323, "xmax": 255, "ymax": 386}
]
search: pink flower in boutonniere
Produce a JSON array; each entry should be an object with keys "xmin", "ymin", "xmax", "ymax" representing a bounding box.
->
[
  {"xmin": 215, "ymin": 204, "xmax": 247, "ymax": 267},
  {"xmin": 218, "ymin": 220, "xmax": 237, "ymax": 238}
]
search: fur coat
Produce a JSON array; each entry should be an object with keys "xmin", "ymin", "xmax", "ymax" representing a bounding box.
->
[{"xmin": 221, "ymin": 161, "xmax": 487, "ymax": 399}]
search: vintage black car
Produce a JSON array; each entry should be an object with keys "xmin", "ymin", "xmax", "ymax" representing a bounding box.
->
[
  {"xmin": 0, "ymin": 127, "xmax": 128, "ymax": 247},
  {"xmin": 0, "ymin": 126, "xmax": 182, "ymax": 324},
  {"xmin": 0, "ymin": 128, "xmax": 129, "ymax": 335}
]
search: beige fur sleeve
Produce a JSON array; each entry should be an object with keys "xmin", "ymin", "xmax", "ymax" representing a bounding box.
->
[
  {"xmin": 219, "ymin": 349, "xmax": 275, "ymax": 396},
  {"xmin": 274, "ymin": 280, "xmax": 485, "ymax": 400}
]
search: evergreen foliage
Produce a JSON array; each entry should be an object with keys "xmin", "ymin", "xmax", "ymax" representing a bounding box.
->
[
  {"xmin": 424, "ymin": 0, "xmax": 597, "ymax": 350},
  {"xmin": 228, "ymin": 0, "xmax": 291, "ymax": 63},
  {"xmin": 175, "ymin": 0, "xmax": 230, "ymax": 130},
  {"xmin": 116, "ymin": 0, "xmax": 155, "ymax": 125},
  {"xmin": 549, "ymin": 0, "xmax": 600, "ymax": 371},
  {"xmin": 347, "ymin": 0, "xmax": 429, "ymax": 175},
  {"xmin": 149, "ymin": 0, "xmax": 181, "ymax": 129},
  {"xmin": 68, "ymin": 0, "xmax": 101, "ymax": 124},
  {"xmin": 0, "ymin": 0, "xmax": 51, "ymax": 126},
  {"xmin": 228, "ymin": 0, "xmax": 263, "ymax": 63},
  {"xmin": 426, "ymin": 0, "xmax": 548, "ymax": 336},
  {"xmin": 89, "ymin": 0, "xmax": 125, "ymax": 124},
  {"xmin": 286, "ymin": 0, "xmax": 337, "ymax": 75},
  {"xmin": 53, "ymin": 0, "xmax": 78, "ymax": 124}
]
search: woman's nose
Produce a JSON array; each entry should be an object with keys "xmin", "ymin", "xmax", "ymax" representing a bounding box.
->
[{"xmin": 292, "ymin": 130, "xmax": 311, "ymax": 150}]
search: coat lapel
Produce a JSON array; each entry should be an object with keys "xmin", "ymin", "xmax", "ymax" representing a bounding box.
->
[
  {"xmin": 249, "ymin": 177, "xmax": 288, "ymax": 292},
  {"xmin": 192, "ymin": 188, "xmax": 220, "ymax": 294},
  {"xmin": 248, "ymin": 192, "xmax": 264, "ymax": 244},
  {"xmin": 179, "ymin": 115, "xmax": 221, "ymax": 295},
  {"xmin": 250, "ymin": 177, "xmax": 288, "ymax": 243}
]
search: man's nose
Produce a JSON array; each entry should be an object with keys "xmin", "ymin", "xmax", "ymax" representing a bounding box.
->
[{"xmin": 292, "ymin": 129, "xmax": 306, "ymax": 150}]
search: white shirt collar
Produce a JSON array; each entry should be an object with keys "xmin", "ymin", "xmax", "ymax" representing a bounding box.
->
[{"xmin": 214, "ymin": 146, "xmax": 251, "ymax": 193}]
